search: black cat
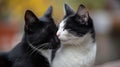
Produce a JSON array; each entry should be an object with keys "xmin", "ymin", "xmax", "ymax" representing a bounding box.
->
[{"xmin": 0, "ymin": 6, "xmax": 60, "ymax": 67}]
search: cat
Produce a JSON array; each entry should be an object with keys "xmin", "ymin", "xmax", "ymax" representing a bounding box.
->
[
  {"xmin": 52, "ymin": 4, "xmax": 96, "ymax": 67},
  {"xmin": 0, "ymin": 6, "xmax": 60, "ymax": 67}
]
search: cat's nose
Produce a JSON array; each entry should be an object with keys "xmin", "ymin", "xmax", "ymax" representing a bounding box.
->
[{"xmin": 56, "ymin": 33, "xmax": 60, "ymax": 37}]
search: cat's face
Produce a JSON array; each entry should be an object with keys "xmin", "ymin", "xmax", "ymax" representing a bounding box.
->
[
  {"xmin": 57, "ymin": 4, "xmax": 95, "ymax": 44},
  {"xmin": 24, "ymin": 6, "xmax": 60, "ymax": 49}
]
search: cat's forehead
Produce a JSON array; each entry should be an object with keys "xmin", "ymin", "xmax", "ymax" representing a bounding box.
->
[
  {"xmin": 59, "ymin": 15, "xmax": 75, "ymax": 27},
  {"xmin": 59, "ymin": 18, "xmax": 68, "ymax": 27}
]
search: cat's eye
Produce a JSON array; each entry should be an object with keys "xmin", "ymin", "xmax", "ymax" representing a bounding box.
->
[{"xmin": 81, "ymin": 15, "xmax": 86, "ymax": 18}]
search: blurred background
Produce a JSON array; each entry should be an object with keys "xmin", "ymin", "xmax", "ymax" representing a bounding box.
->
[{"xmin": 0, "ymin": 0, "xmax": 120, "ymax": 67}]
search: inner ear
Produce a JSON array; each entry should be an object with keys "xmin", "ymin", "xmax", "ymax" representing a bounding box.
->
[
  {"xmin": 64, "ymin": 3, "xmax": 75, "ymax": 17},
  {"xmin": 77, "ymin": 4, "xmax": 89, "ymax": 22},
  {"xmin": 25, "ymin": 10, "xmax": 39, "ymax": 26}
]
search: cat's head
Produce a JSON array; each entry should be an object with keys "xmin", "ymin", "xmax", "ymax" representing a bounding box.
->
[
  {"xmin": 57, "ymin": 4, "xmax": 95, "ymax": 45},
  {"xmin": 24, "ymin": 6, "xmax": 60, "ymax": 49}
]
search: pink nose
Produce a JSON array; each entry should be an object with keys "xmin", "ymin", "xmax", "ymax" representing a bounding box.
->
[{"xmin": 56, "ymin": 33, "xmax": 60, "ymax": 37}]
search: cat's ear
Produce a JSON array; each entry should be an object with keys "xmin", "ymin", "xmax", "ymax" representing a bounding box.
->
[
  {"xmin": 44, "ymin": 6, "xmax": 53, "ymax": 17},
  {"xmin": 77, "ymin": 4, "xmax": 89, "ymax": 22},
  {"xmin": 64, "ymin": 3, "xmax": 75, "ymax": 16},
  {"xmin": 25, "ymin": 10, "xmax": 39, "ymax": 26}
]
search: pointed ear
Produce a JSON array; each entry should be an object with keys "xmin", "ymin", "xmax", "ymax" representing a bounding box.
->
[
  {"xmin": 77, "ymin": 4, "xmax": 89, "ymax": 22},
  {"xmin": 64, "ymin": 3, "xmax": 75, "ymax": 16},
  {"xmin": 44, "ymin": 6, "xmax": 53, "ymax": 17},
  {"xmin": 25, "ymin": 10, "xmax": 38, "ymax": 26}
]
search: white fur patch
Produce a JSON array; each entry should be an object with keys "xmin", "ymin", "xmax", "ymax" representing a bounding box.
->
[
  {"xmin": 41, "ymin": 50, "xmax": 52, "ymax": 65},
  {"xmin": 52, "ymin": 43, "xmax": 96, "ymax": 67},
  {"xmin": 57, "ymin": 19, "xmax": 67, "ymax": 41},
  {"xmin": 52, "ymin": 36, "xmax": 96, "ymax": 67}
]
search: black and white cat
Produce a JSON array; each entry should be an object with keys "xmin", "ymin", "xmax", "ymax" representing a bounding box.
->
[
  {"xmin": 0, "ymin": 6, "xmax": 60, "ymax": 67},
  {"xmin": 52, "ymin": 4, "xmax": 96, "ymax": 67}
]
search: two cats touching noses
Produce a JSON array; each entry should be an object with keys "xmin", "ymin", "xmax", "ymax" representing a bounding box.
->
[{"xmin": 0, "ymin": 3, "xmax": 96, "ymax": 67}]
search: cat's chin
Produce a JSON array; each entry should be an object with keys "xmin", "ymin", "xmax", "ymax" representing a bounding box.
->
[
  {"xmin": 60, "ymin": 39, "xmax": 72, "ymax": 45},
  {"xmin": 60, "ymin": 38, "xmax": 71, "ymax": 42}
]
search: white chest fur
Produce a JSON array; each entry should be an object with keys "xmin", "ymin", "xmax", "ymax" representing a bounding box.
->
[
  {"xmin": 41, "ymin": 50, "xmax": 52, "ymax": 64},
  {"xmin": 28, "ymin": 42, "xmax": 52, "ymax": 65},
  {"xmin": 52, "ymin": 42, "xmax": 96, "ymax": 67}
]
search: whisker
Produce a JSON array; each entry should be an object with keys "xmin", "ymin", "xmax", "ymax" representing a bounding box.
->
[{"xmin": 28, "ymin": 43, "xmax": 49, "ymax": 56}]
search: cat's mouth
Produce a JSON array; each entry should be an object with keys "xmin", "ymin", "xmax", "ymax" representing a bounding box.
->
[{"xmin": 60, "ymin": 39, "xmax": 71, "ymax": 42}]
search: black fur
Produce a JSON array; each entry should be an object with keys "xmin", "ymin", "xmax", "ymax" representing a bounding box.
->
[
  {"xmin": 0, "ymin": 53, "xmax": 12, "ymax": 67},
  {"xmin": 63, "ymin": 4, "xmax": 95, "ymax": 41},
  {"xmin": 64, "ymin": 3, "xmax": 75, "ymax": 18},
  {"xmin": 0, "ymin": 6, "xmax": 60, "ymax": 67}
]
